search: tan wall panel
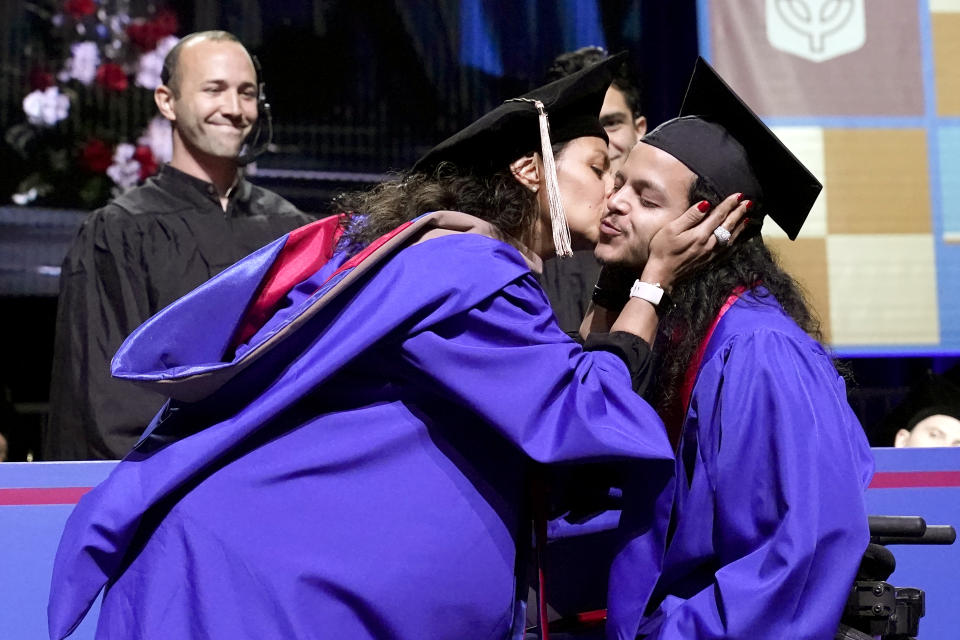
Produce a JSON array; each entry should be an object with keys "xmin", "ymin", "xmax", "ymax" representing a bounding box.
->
[
  {"xmin": 934, "ymin": 14, "xmax": 960, "ymax": 115},
  {"xmin": 764, "ymin": 237, "xmax": 831, "ymax": 344},
  {"xmin": 824, "ymin": 129, "xmax": 931, "ymax": 234},
  {"xmin": 826, "ymin": 234, "xmax": 939, "ymax": 345}
]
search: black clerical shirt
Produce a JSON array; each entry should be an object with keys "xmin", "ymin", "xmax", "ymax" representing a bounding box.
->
[
  {"xmin": 539, "ymin": 249, "xmax": 603, "ymax": 334},
  {"xmin": 45, "ymin": 165, "xmax": 315, "ymax": 460}
]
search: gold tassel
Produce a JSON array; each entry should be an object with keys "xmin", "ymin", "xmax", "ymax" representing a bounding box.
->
[{"xmin": 506, "ymin": 98, "xmax": 573, "ymax": 258}]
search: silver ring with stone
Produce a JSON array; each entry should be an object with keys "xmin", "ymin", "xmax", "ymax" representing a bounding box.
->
[{"xmin": 713, "ymin": 226, "xmax": 731, "ymax": 246}]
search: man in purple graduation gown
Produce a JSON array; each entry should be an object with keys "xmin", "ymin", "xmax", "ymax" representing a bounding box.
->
[
  {"xmin": 47, "ymin": 59, "xmax": 684, "ymax": 640},
  {"xmin": 592, "ymin": 59, "xmax": 875, "ymax": 639}
]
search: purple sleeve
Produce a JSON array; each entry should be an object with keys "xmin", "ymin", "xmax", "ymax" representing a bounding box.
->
[
  {"xmin": 399, "ymin": 272, "xmax": 674, "ymax": 465},
  {"xmin": 653, "ymin": 331, "xmax": 874, "ymax": 639}
]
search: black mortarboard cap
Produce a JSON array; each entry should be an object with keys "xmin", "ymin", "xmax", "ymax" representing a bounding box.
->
[
  {"xmin": 642, "ymin": 57, "xmax": 822, "ymax": 240},
  {"xmin": 412, "ymin": 52, "xmax": 626, "ymax": 175},
  {"xmin": 412, "ymin": 52, "xmax": 625, "ymax": 257}
]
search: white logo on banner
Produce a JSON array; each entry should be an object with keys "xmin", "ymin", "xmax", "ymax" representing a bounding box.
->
[{"xmin": 766, "ymin": 0, "xmax": 866, "ymax": 62}]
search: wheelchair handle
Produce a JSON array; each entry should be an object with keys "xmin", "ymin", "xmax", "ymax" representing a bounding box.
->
[
  {"xmin": 872, "ymin": 525, "xmax": 957, "ymax": 546},
  {"xmin": 868, "ymin": 515, "xmax": 926, "ymax": 537}
]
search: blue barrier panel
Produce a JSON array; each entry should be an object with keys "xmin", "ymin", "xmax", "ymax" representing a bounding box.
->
[
  {"xmin": 866, "ymin": 447, "xmax": 960, "ymax": 640},
  {"xmin": 1, "ymin": 462, "xmax": 116, "ymax": 640}
]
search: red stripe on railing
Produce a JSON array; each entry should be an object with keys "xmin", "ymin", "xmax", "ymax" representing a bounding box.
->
[
  {"xmin": 0, "ymin": 487, "xmax": 93, "ymax": 506},
  {"xmin": 869, "ymin": 471, "xmax": 960, "ymax": 489}
]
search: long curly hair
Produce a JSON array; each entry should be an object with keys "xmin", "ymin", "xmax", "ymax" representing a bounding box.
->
[
  {"xmin": 650, "ymin": 176, "xmax": 825, "ymax": 418},
  {"xmin": 336, "ymin": 161, "xmax": 540, "ymax": 253}
]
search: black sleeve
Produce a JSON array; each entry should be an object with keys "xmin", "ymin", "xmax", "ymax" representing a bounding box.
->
[
  {"xmin": 45, "ymin": 207, "xmax": 166, "ymax": 460},
  {"xmin": 582, "ymin": 331, "xmax": 655, "ymax": 395},
  {"xmin": 538, "ymin": 250, "xmax": 602, "ymax": 334}
]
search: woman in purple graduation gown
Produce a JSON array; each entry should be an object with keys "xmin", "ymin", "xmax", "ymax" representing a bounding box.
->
[{"xmin": 48, "ymin": 56, "xmax": 746, "ymax": 640}]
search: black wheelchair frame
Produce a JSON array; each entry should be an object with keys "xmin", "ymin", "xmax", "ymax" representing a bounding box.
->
[{"xmin": 837, "ymin": 515, "xmax": 956, "ymax": 640}]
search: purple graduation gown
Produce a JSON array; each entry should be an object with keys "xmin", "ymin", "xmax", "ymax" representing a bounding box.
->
[
  {"xmin": 48, "ymin": 212, "xmax": 674, "ymax": 640},
  {"xmin": 607, "ymin": 289, "xmax": 875, "ymax": 640}
]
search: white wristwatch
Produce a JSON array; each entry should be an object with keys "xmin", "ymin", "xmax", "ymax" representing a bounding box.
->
[{"xmin": 629, "ymin": 280, "xmax": 665, "ymax": 306}]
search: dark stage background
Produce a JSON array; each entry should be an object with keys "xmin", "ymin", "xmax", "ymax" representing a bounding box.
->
[{"xmin": 0, "ymin": 0, "xmax": 955, "ymax": 460}]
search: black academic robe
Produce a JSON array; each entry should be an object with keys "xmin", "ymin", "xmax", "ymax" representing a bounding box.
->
[
  {"xmin": 44, "ymin": 165, "xmax": 314, "ymax": 460},
  {"xmin": 539, "ymin": 249, "xmax": 602, "ymax": 334}
]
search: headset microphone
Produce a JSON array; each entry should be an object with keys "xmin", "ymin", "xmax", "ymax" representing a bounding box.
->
[{"xmin": 237, "ymin": 54, "xmax": 273, "ymax": 165}]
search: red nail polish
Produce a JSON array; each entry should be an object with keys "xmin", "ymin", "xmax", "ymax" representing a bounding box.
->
[
  {"xmin": 744, "ymin": 200, "xmax": 754, "ymax": 211},
  {"xmin": 736, "ymin": 193, "xmax": 745, "ymax": 202},
  {"xmin": 743, "ymin": 217, "xmax": 751, "ymax": 225},
  {"xmin": 697, "ymin": 200, "xmax": 710, "ymax": 213}
]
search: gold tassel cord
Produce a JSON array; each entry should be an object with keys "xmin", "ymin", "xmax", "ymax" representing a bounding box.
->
[{"xmin": 505, "ymin": 98, "xmax": 574, "ymax": 258}]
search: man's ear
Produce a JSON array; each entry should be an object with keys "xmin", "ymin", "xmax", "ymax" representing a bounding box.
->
[
  {"xmin": 154, "ymin": 85, "xmax": 177, "ymax": 122},
  {"xmin": 634, "ymin": 115, "xmax": 647, "ymax": 138},
  {"xmin": 894, "ymin": 428, "xmax": 911, "ymax": 448},
  {"xmin": 509, "ymin": 153, "xmax": 542, "ymax": 193}
]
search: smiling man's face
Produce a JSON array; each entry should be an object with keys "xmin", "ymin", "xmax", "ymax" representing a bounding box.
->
[
  {"xmin": 166, "ymin": 38, "xmax": 259, "ymax": 162},
  {"xmin": 599, "ymin": 85, "xmax": 646, "ymax": 174},
  {"xmin": 594, "ymin": 141, "xmax": 697, "ymax": 268}
]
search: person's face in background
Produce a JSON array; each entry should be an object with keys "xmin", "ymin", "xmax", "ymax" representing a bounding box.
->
[
  {"xmin": 599, "ymin": 85, "xmax": 646, "ymax": 174},
  {"xmin": 895, "ymin": 414, "xmax": 960, "ymax": 448},
  {"xmin": 159, "ymin": 39, "xmax": 259, "ymax": 163},
  {"xmin": 594, "ymin": 141, "xmax": 696, "ymax": 269},
  {"xmin": 547, "ymin": 136, "xmax": 614, "ymax": 249}
]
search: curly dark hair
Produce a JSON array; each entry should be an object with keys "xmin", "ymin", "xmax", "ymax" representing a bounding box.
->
[
  {"xmin": 335, "ymin": 161, "xmax": 541, "ymax": 253},
  {"xmin": 333, "ymin": 135, "xmax": 593, "ymax": 254},
  {"xmin": 649, "ymin": 176, "xmax": 824, "ymax": 422}
]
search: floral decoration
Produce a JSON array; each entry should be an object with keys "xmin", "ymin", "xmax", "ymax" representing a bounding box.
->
[
  {"xmin": 94, "ymin": 62, "xmax": 129, "ymax": 92},
  {"xmin": 22, "ymin": 87, "xmax": 71, "ymax": 127},
  {"xmin": 3, "ymin": 1, "xmax": 180, "ymax": 208},
  {"xmin": 79, "ymin": 138, "xmax": 113, "ymax": 173},
  {"xmin": 63, "ymin": 0, "xmax": 97, "ymax": 19}
]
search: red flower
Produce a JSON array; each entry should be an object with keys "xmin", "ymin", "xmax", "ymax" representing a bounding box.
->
[
  {"xmin": 133, "ymin": 145, "xmax": 158, "ymax": 180},
  {"xmin": 126, "ymin": 22, "xmax": 158, "ymax": 52},
  {"xmin": 80, "ymin": 139, "xmax": 113, "ymax": 173},
  {"xmin": 28, "ymin": 69, "xmax": 55, "ymax": 91},
  {"xmin": 127, "ymin": 10, "xmax": 179, "ymax": 51},
  {"xmin": 95, "ymin": 63, "xmax": 128, "ymax": 92},
  {"xmin": 63, "ymin": 0, "xmax": 96, "ymax": 18},
  {"xmin": 153, "ymin": 10, "xmax": 179, "ymax": 38}
]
